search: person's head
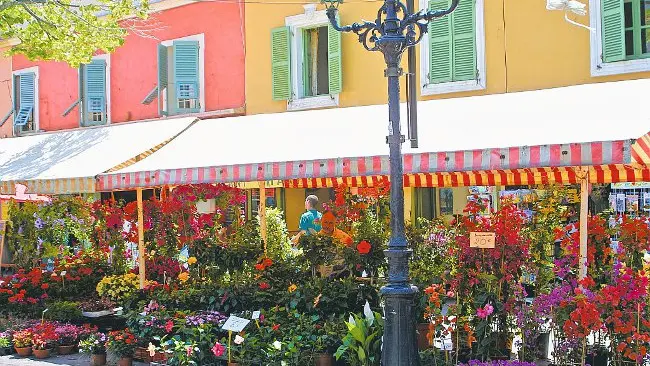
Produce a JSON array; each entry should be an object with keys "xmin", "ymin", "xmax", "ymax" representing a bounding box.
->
[
  {"xmin": 305, "ymin": 195, "xmax": 319, "ymax": 210},
  {"xmin": 321, "ymin": 210, "xmax": 336, "ymax": 235}
]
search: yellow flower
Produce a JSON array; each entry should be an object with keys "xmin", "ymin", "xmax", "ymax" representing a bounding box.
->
[
  {"xmin": 187, "ymin": 257, "xmax": 197, "ymax": 265},
  {"xmin": 178, "ymin": 272, "xmax": 189, "ymax": 283},
  {"xmin": 288, "ymin": 284, "xmax": 297, "ymax": 293}
]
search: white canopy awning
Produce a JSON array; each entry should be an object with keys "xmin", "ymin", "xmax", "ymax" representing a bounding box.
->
[
  {"xmin": 98, "ymin": 79, "xmax": 650, "ymax": 191},
  {"xmin": 0, "ymin": 117, "xmax": 197, "ymax": 194}
]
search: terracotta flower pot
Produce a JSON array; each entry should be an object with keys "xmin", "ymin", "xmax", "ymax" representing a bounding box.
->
[
  {"xmin": 416, "ymin": 323, "xmax": 432, "ymax": 350},
  {"xmin": 58, "ymin": 344, "xmax": 76, "ymax": 355},
  {"xmin": 118, "ymin": 356, "xmax": 133, "ymax": 366},
  {"xmin": 33, "ymin": 348, "xmax": 52, "ymax": 359},
  {"xmin": 314, "ymin": 353, "xmax": 333, "ymax": 366},
  {"xmin": 14, "ymin": 346, "xmax": 32, "ymax": 357},
  {"xmin": 228, "ymin": 363, "xmax": 240, "ymax": 366},
  {"xmin": 91, "ymin": 353, "xmax": 107, "ymax": 366}
]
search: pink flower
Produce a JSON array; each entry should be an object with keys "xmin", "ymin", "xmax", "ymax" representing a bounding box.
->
[
  {"xmin": 186, "ymin": 346, "xmax": 193, "ymax": 357},
  {"xmin": 211, "ymin": 342, "xmax": 225, "ymax": 357},
  {"xmin": 476, "ymin": 304, "xmax": 494, "ymax": 319},
  {"xmin": 164, "ymin": 320, "xmax": 174, "ymax": 333}
]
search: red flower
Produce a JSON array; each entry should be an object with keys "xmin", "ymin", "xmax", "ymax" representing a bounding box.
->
[
  {"xmin": 41, "ymin": 283, "xmax": 49, "ymax": 290},
  {"xmin": 262, "ymin": 258, "xmax": 273, "ymax": 267},
  {"xmin": 254, "ymin": 263, "xmax": 265, "ymax": 271},
  {"xmin": 259, "ymin": 282, "xmax": 270, "ymax": 290},
  {"xmin": 357, "ymin": 240, "xmax": 372, "ymax": 255},
  {"xmin": 272, "ymin": 324, "xmax": 280, "ymax": 331}
]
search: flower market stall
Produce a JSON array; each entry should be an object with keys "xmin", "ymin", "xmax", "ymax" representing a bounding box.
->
[{"xmin": 0, "ymin": 80, "xmax": 649, "ymax": 365}]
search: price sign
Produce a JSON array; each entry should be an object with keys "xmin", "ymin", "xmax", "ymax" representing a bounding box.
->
[
  {"xmin": 469, "ymin": 232, "xmax": 495, "ymax": 249},
  {"xmin": 222, "ymin": 316, "xmax": 251, "ymax": 333},
  {"xmin": 252, "ymin": 311, "xmax": 261, "ymax": 320}
]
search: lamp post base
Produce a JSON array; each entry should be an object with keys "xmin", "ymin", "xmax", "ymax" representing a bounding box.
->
[{"xmin": 381, "ymin": 248, "xmax": 420, "ymax": 366}]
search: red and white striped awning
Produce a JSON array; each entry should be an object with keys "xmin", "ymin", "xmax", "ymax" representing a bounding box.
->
[{"xmin": 96, "ymin": 79, "xmax": 650, "ymax": 191}]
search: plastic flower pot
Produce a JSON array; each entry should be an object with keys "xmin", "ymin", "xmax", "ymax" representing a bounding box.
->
[
  {"xmin": 14, "ymin": 346, "xmax": 32, "ymax": 357},
  {"xmin": 117, "ymin": 356, "xmax": 133, "ymax": 366},
  {"xmin": 58, "ymin": 344, "xmax": 76, "ymax": 355},
  {"xmin": 33, "ymin": 348, "xmax": 52, "ymax": 359},
  {"xmin": 91, "ymin": 353, "xmax": 107, "ymax": 366},
  {"xmin": 314, "ymin": 353, "xmax": 333, "ymax": 366}
]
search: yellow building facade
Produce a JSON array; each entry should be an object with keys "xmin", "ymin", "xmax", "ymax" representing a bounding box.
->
[{"xmin": 244, "ymin": 0, "xmax": 650, "ymax": 229}]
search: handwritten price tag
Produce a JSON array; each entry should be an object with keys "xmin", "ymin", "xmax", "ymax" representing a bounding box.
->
[
  {"xmin": 222, "ymin": 316, "xmax": 250, "ymax": 333},
  {"xmin": 252, "ymin": 311, "xmax": 261, "ymax": 320},
  {"xmin": 469, "ymin": 232, "xmax": 495, "ymax": 249}
]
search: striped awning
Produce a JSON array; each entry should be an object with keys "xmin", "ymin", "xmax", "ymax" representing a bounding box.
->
[
  {"xmin": 0, "ymin": 117, "xmax": 197, "ymax": 194},
  {"xmin": 97, "ymin": 139, "xmax": 637, "ymax": 191},
  {"xmin": 284, "ymin": 165, "xmax": 650, "ymax": 188},
  {"xmin": 97, "ymin": 79, "xmax": 650, "ymax": 192}
]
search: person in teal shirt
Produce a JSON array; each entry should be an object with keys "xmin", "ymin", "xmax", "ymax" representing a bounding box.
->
[{"xmin": 291, "ymin": 195, "xmax": 322, "ymax": 244}]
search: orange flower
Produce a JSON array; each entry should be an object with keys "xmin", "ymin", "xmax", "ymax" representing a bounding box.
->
[
  {"xmin": 357, "ymin": 240, "xmax": 372, "ymax": 255},
  {"xmin": 254, "ymin": 263, "xmax": 265, "ymax": 271},
  {"xmin": 262, "ymin": 258, "xmax": 273, "ymax": 267}
]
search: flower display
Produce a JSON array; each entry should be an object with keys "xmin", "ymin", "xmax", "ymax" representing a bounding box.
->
[
  {"xmin": 106, "ymin": 329, "xmax": 137, "ymax": 357},
  {"xmin": 55, "ymin": 324, "xmax": 80, "ymax": 346},
  {"xmin": 79, "ymin": 332, "xmax": 107, "ymax": 355},
  {"xmin": 96, "ymin": 273, "xmax": 140, "ymax": 301}
]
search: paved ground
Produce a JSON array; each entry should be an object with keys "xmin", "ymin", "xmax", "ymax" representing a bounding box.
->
[{"xmin": 0, "ymin": 353, "xmax": 148, "ymax": 366}]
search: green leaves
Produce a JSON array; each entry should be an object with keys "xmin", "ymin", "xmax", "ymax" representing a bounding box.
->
[{"xmin": 0, "ymin": 0, "xmax": 150, "ymax": 67}]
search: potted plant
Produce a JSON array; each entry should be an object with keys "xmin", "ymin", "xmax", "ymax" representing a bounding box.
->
[
  {"xmin": 107, "ymin": 329, "xmax": 137, "ymax": 366},
  {"xmin": 55, "ymin": 324, "xmax": 80, "ymax": 354},
  {"xmin": 12, "ymin": 329, "xmax": 33, "ymax": 357},
  {"xmin": 0, "ymin": 332, "xmax": 12, "ymax": 356},
  {"xmin": 80, "ymin": 332, "xmax": 108, "ymax": 366},
  {"xmin": 32, "ymin": 323, "xmax": 58, "ymax": 359}
]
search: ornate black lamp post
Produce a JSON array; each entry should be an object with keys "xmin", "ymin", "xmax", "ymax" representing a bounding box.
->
[{"xmin": 323, "ymin": 0, "xmax": 458, "ymax": 364}]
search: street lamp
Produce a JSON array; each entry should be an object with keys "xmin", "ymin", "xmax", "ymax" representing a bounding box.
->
[{"xmin": 323, "ymin": 0, "xmax": 459, "ymax": 364}]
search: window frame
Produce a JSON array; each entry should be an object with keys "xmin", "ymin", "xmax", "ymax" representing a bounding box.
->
[
  {"xmin": 161, "ymin": 33, "xmax": 206, "ymax": 115},
  {"xmin": 590, "ymin": 0, "xmax": 650, "ymax": 76},
  {"xmin": 12, "ymin": 66, "xmax": 39, "ymax": 135},
  {"xmin": 285, "ymin": 5, "xmax": 340, "ymax": 111},
  {"xmin": 419, "ymin": 0, "xmax": 486, "ymax": 96},
  {"xmin": 77, "ymin": 54, "xmax": 111, "ymax": 126}
]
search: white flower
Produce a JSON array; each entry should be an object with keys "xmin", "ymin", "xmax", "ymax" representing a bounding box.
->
[
  {"xmin": 363, "ymin": 301, "xmax": 373, "ymax": 325},
  {"xmin": 272, "ymin": 340, "xmax": 281, "ymax": 350},
  {"xmin": 234, "ymin": 335, "xmax": 245, "ymax": 345}
]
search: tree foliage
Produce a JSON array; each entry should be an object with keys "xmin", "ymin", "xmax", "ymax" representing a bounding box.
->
[{"xmin": 0, "ymin": 0, "xmax": 151, "ymax": 67}]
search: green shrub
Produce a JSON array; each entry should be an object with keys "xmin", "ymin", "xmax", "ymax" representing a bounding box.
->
[{"xmin": 45, "ymin": 301, "xmax": 83, "ymax": 323}]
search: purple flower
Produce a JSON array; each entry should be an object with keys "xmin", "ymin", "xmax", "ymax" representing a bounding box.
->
[{"xmin": 34, "ymin": 217, "xmax": 44, "ymax": 229}]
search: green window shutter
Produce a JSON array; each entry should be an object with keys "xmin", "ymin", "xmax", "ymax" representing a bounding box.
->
[
  {"xmin": 451, "ymin": 0, "xmax": 476, "ymax": 81},
  {"xmin": 14, "ymin": 73, "xmax": 35, "ymax": 126},
  {"xmin": 158, "ymin": 43, "xmax": 168, "ymax": 90},
  {"xmin": 601, "ymin": 0, "xmax": 625, "ymax": 62},
  {"xmin": 429, "ymin": 0, "xmax": 453, "ymax": 84},
  {"xmin": 172, "ymin": 40, "xmax": 200, "ymax": 114},
  {"xmin": 328, "ymin": 22, "xmax": 342, "ymax": 94},
  {"xmin": 271, "ymin": 26, "xmax": 292, "ymax": 101},
  {"xmin": 83, "ymin": 60, "xmax": 107, "ymax": 126}
]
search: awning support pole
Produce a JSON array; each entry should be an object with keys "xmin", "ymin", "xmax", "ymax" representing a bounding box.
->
[
  {"xmin": 137, "ymin": 188, "xmax": 146, "ymax": 289},
  {"xmin": 259, "ymin": 181, "xmax": 267, "ymax": 255},
  {"xmin": 579, "ymin": 167, "xmax": 589, "ymax": 280}
]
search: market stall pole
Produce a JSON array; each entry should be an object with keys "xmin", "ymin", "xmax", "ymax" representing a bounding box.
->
[
  {"xmin": 259, "ymin": 181, "xmax": 268, "ymax": 253},
  {"xmin": 324, "ymin": 0, "xmax": 459, "ymax": 363},
  {"xmin": 137, "ymin": 188, "xmax": 146, "ymax": 289},
  {"xmin": 579, "ymin": 167, "xmax": 588, "ymax": 280}
]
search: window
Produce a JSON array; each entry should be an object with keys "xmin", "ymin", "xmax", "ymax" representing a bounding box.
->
[
  {"xmin": 591, "ymin": 0, "xmax": 650, "ymax": 75},
  {"xmin": 62, "ymin": 57, "xmax": 109, "ymax": 126},
  {"xmin": 1, "ymin": 68, "xmax": 38, "ymax": 135},
  {"xmin": 272, "ymin": 5, "xmax": 342, "ymax": 111},
  {"xmin": 420, "ymin": 0, "xmax": 485, "ymax": 95},
  {"xmin": 142, "ymin": 36, "xmax": 204, "ymax": 116}
]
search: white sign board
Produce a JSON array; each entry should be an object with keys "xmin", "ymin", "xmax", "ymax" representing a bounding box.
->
[
  {"xmin": 222, "ymin": 316, "xmax": 250, "ymax": 333},
  {"xmin": 252, "ymin": 311, "xmax": 261, "ymax": 320}
]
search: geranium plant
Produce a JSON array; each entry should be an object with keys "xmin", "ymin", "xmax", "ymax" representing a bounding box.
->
[{"xmin": 107, "ymin": 329, "xmax": 137, "ymax": 358}]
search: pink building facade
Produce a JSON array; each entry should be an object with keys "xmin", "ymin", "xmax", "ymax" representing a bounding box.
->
[{"xmin": 1, "ymin": 0, "xmax": 246, "ymax": 135}]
